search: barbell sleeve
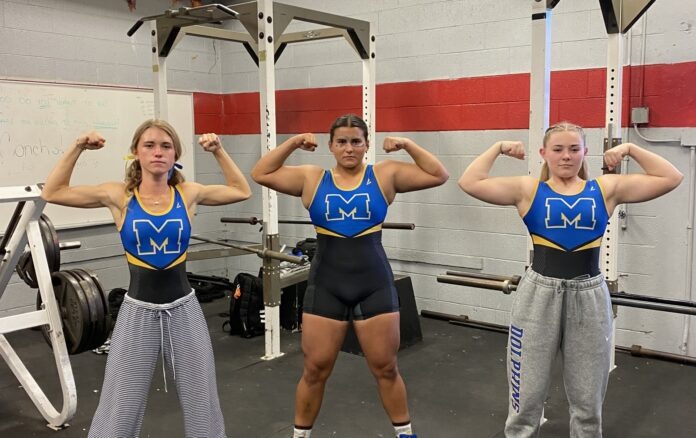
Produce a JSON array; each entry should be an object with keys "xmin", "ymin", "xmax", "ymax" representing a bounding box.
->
[
  {"xmin": 438, "ymin": 271, "xmax": 696, "ymax": 312},
  {"xmin": 611, "ymin": 291, "xmax": 696, "ymax": 308},
  {"xmin": 445, "ymin": 270, "xmax": 521, "ymax": 285},
  {"xmin": 220, "ymin": 217, "xmax": 261, "ymax": 225},
  {"xmin": 382, "ymin": 222, "xmax": 416, "ymax": 230},
  {"xmin": 259, "ymin": 248, "xmax": 307, "ymax": 264},
  {"xmin": 437, "ymin": 275, "xmax": 517, "ymax": 294},
  {"xmin": 190, "ymin": 235, "xmax": 305, "ymax": 265},
  {"xmin": 59, "ymin": 241, "xmax": 81, "ymax": 251},
  {"xmin": 609, "ymin": 297, "xmax": 696, "ymax": 316}
]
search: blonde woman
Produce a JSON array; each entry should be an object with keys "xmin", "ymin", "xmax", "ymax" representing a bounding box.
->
[
  {"xmin": 459, "ymin": 122, "xmax": 682, "ymax": 437},
  {"xmin": 42, "ymin": 119, "xmax": 251, "ymax": 437}
]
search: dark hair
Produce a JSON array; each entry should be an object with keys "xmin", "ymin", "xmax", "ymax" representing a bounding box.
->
[{"xmin": 329, "ymin": 114, "xmax": 369, "ymax": 143}]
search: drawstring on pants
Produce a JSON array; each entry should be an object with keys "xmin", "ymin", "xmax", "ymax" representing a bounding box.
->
[
  {"xmin": 555, "ymin": 275, "xmax": 589, "ymax": 326},
  {"xmin": 156, "ymin": 309, "xmax": 176, "ymax": 392}
]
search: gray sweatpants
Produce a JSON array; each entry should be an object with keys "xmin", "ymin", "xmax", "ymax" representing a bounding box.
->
[
  {"xmin": 88, "ymin": 292, "xmax": 227, "ymax": 438},
  {"xmin": 504, "ymin": 270, "xmax": 613, "ymax": 438}
]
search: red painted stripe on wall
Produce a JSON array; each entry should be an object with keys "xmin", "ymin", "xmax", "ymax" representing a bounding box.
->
[{"xmin": 193, "ymin": 61, "xmax": 696, "ymax": 134}]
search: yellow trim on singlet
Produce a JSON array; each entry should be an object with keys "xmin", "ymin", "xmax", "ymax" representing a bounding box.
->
[
  {"xmin": 165, "ymin": 252, "xmax": 188, "ymax": 269},
  {"xmin": 134, "ymin": 186, "xmax": 175, "ymax": 216},
  {"xmin": 594, "ymin": 178, "xmax": 611, "ymax": 212},
  {"xmin": 307, "ymin": 170, "xmax": 326, "ymax": 210},
  {"xmin": 545, "ymin": 179, "xmax": 587, "ymax": 196},
  {"xmin": 520, "ymin": 179, "xmax": 541, "ymax": 219},
  {"xmin": 329, "ymin": 164, "xmax": 367, "ymax": 191},
  {"xmin": 531, "ymin": 234, "xmax": 565, "ymax": 251},
  {"xmin": 174, "ymin": 184, "xmax": 193, "ymax": 224},
  {"xmin": 126, "ymin": 250, "xmax": 187, "ymax": 270},
  {"xmin": 116, "ymin": 194, "xmax": 131, "ymax": 232},
  {"xmin": 126, "ymin": 253, "xmax": 156, "ymax": 269},
  {"xmin": 314, "ymin": 223, "xmax": 383, "ymax": 238},
  {"xmin": 371, "ymin": 165, "xmax": 391, "ymax": 205},
  {"xmin": 355, "ymin": 224, "xmax": 383, "ymax": 237},
  {"xmin": 314, "ymin": 226, "xmax": 344, "ymax": 237},
  {"xmin": 573, "ymin": 236, "xmax": 603, "ymax": 252}
]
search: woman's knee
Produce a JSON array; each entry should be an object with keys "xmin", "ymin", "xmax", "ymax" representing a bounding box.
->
[
  {"xmin": 368, "ymin": 356, "xmax": 400, "ymax": 381},
  {"xmin": 302, "ymin": 358, "xmax": 335, "ymax": 385}
]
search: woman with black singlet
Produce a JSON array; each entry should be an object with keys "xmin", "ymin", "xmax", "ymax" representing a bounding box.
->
[{"xmin": 252, "ymin": 114, "xmax": 449, "ymax": 438}]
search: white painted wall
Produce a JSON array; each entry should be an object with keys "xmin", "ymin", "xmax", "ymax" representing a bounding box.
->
[{"xmin": 1, "ymin": 0, "xmax": 695, "ymax": 357}]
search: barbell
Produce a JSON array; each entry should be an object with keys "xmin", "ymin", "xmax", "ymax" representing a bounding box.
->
[
  {"xmin": 190, "ymin": 235, "xmax": 307, "ymax": 264},
  {"xmin": 221, "ymin": 216, "xmax": 416, "ymax": 230},
  {"xmin": 21, "ymin": 220, "xmax": 304, "ymax": 355},
  {"xmin": 437, "ymin": 270, "xmax": 696, "ymax": 316}
]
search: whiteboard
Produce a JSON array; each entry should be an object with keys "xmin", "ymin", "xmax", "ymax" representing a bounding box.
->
[{"xmin": 0, "ymin": 81, "xmax": 194, "ymax": 229}]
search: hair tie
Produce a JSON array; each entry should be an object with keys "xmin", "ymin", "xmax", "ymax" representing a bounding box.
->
[
  {"xmin": 168, "ymin": 162, "xmax": 183, "ymax": 180},
  {"xmin": 123, "ymin": 153, "xmax": 136, "ymax": 161}
]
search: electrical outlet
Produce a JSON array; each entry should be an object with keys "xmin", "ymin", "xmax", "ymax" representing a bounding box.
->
[{"xmin": 631, "ymin": 107, "xmax": 649, "ymax": 125}]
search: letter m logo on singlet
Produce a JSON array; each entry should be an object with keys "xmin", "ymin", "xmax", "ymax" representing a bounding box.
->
[
  {"xmin": 132, "ymin": 219, "xmax": 184, "ymax": 255},
  {"xmin": 545, "ymin": 198, "xmax": 596, "ymax": 230},
  {"xmin": 325, "ymin": 193, "xmax": 371, "ymax": 221}
]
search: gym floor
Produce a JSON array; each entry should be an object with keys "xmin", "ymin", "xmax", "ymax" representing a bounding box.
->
[{"xmin": 1, "ymin": 298, "xmax": 694, "ymax": 438}]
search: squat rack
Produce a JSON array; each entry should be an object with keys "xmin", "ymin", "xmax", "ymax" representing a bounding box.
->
[
  {"xmin": 0, "ymin": 187, "xmax": 76, "ymax": 429},
  {"xmin": 128, "ymin": 1, "xmax": 376, "ymax": 360}
]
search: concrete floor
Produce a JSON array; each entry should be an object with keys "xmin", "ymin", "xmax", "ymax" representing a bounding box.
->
[{"xmin": 1, "ymin": 298, "xmax": 694, "ymax": 437}]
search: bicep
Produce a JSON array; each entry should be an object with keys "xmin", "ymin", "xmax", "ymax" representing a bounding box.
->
[
  {"xmin": 192, "ymin": 183, "xmax": 250, "ymax": 206},
  {"xmin": 391, "ymin": 162, "xmax": 446, "ymax": 193},
  {"xmin": 608, "ymin": 174, "xmax": 678, "ymax": 204},
  {"xmin": 460, "ymin": 176, "xmax": 531, "ymax": 206},
  {"xmin": 42, "ymin": 183, "xmax": 119, "ymax": 209},
  {"xmin": 254, "ymin": 165, "xmax": 312, "ymax": 197}
]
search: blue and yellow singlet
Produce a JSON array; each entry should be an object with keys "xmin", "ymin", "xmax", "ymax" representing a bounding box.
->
[
  {"xmin": 523, "ymin": 179, "xmax": 610, "ymax": 278},
  {"xmin": 118, "ymin": 185, "xmax": 192, "ymax": 303},
  {"xmin": 303, "ymin": 164, "xmax": 398, "ymax": 321},
  {"xmin": 307, "ymin": 165, "xmax": 389, "ymax": 238}
]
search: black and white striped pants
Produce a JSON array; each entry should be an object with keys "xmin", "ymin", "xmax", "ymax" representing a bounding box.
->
[{"xmin": 88, "ymin": 292, "xmax": 226, "ymax": 438}]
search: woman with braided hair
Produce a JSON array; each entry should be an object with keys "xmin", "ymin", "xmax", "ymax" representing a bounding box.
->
[{"xmin": 43, "ymin": 119, "xmax": 251, "ymax": 437}]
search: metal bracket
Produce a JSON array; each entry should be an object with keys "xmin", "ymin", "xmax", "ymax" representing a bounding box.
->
[
  {"xmin": 127, "ymin": 4, "xmax": 239, "ymax": 57},
  {"xmin": 262, "ymin": 234, "xmax": 282, "ymax": 307},
  {"xmin": 599, "ymin": 0, "xmax": 656, "ymax": 34},
  {"xmin": 602, "ymin": 136, "xmax": 623, "ymax": 174},
  {"xmin": 133, "ymin": 1, "xmax": 372, "ymax": 65}
]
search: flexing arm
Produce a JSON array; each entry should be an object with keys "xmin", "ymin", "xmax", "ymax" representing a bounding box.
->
[
  {"xmin": 250, "ymin": 133, "xmax": 319, "ymax": 197},
  {"xmin": 375, "ymin": 137, "xmax": 449, "ymax": 199},
  {"xmin": 188, "ymin": 133, "xmax": 252, "ymax": 206},
  {"xmin": 600, "ymin": 142, "xmax": 683, "ymax": 208},
  {"xmin": 41, "ymin": 132, "xmax": 121, "ymax": 209},
  {"xmin": 458, "ymin": 141, "xmax": 534, "ymax": 207}
]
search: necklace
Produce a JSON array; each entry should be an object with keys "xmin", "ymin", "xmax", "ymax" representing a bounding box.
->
[{"xmin": 141, "ymin": 189, "xmax": 169, "ymax": 206}]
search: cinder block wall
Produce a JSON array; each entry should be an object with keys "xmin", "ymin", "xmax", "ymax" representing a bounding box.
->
[
  {"xmin": 1, "ymin": 0, "xmax": 695, "ymax": 357},
  {"xmin": 0, "ymin": 0, "xmax": 259, "ymax": 319}
]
